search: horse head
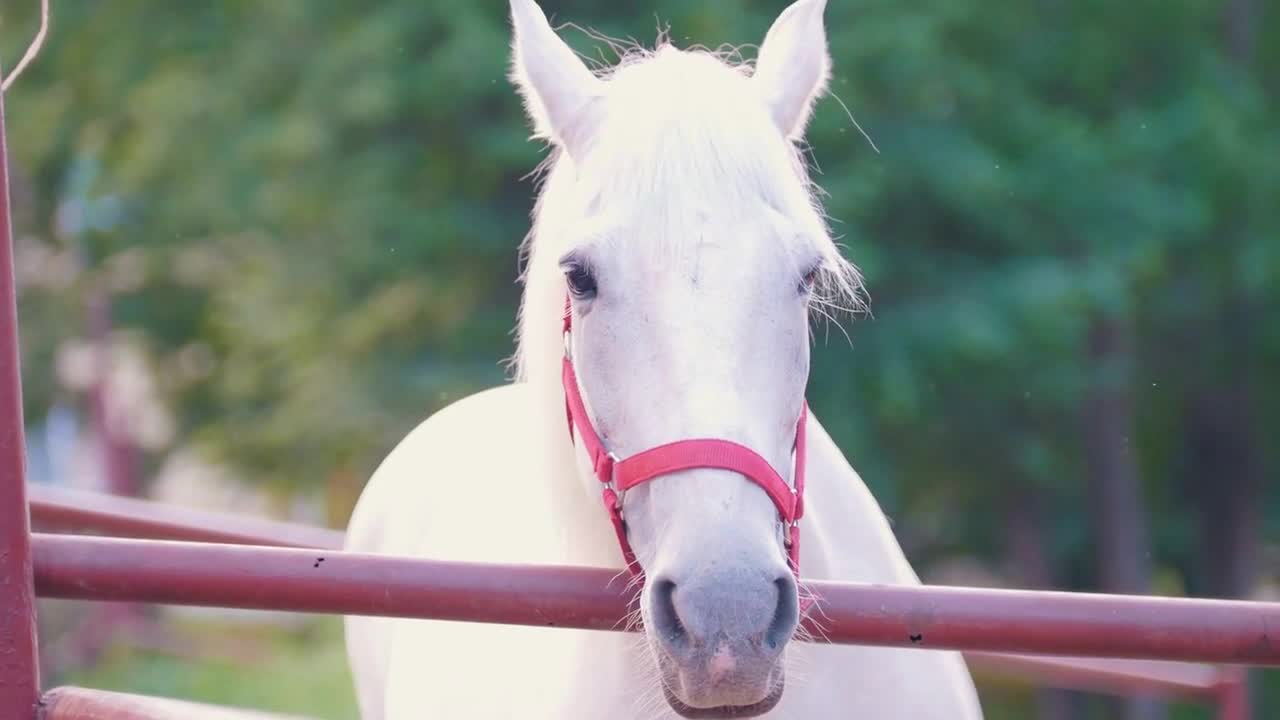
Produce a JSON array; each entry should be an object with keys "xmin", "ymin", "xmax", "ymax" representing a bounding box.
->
[{"xmin": 508, "ymin": 1, "xmax": 861, "ymax": 715}]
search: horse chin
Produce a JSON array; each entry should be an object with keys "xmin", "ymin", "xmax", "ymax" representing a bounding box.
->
[{"xmin": 660, "ymin": 667, "xmax": 786, "ymax": 719}]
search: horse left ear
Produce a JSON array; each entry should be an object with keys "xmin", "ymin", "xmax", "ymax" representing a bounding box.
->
[
  {"xmin": 753, "ymin": 0, "xmax": 831, "ymax": 140},
  {"xmin": 508, "ymin": 0, "xmax": 603, "ymax": 157}
]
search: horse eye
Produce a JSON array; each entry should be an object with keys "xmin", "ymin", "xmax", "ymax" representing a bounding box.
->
[
  {"xmin": 565, "ymin": 264, "xmax": 598, "ymax": 299},
  {"xmin": 799, "ymin": 265, "xmax": 820, "ymax": 295}
]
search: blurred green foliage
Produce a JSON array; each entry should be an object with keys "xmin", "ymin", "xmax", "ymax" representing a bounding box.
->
[{"xmin": 3, "ymin": 0, "xmax": 1277, "ymax": 716}]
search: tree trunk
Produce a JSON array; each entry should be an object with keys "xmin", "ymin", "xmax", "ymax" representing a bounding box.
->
[
  {"xmin": 1195, "ymin": 0, "xmax": 1267, "ymax": 710},
  {"xmin": 1083, "ymin": 316, "xmax": 1152, "ymax": 593},
  {"xmin": 1183, "ymin": 299, "xmax": 1267, "ymax": 713},
  {"xmin": 1081, "ymin": 314, "xmax": 1163, "ymax": 720},
  {"xmin": 1187, "ymin": 385, "xmax": 1263, "ymax": 599},
  {"xmin": 1204, "ymin": 0, "xmax": 1264, "ymax": 606}
]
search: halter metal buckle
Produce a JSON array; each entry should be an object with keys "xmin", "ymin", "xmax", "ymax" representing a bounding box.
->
[
  {"xmin": 783, "ymin": 518, "xmax": 799, "ymax": 547},
  {"xmin": 603, "ymin": 451, "xmax": 623, "ymax": 511}
]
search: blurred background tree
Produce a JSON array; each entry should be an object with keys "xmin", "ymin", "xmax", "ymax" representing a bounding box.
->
[{"xmin": 2, "ymin": 0, "xmax": 1276, "ymax": 718}]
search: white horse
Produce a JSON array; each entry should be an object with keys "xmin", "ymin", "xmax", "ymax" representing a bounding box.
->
[{"xmin": 344, "ymin": 0, "xmax": 983, "ymax": 717}]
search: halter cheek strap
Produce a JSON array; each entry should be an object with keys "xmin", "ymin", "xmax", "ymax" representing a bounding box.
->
[{"xmin": 560, "ymin": 298, "xmax": 808, "ymax": 578}]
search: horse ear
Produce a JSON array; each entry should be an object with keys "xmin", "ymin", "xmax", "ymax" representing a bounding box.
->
[
  {"xmin": 509, "ymin": 0, "xmax": 602, "ymax": 156},
  {"xmin": 753, "ymin": 0, "xmax": 831, "ymax": 140}
]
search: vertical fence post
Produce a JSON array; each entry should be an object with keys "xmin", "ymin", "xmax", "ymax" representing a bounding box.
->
[
  {"xmin": 1214, "ymin": 667, "xmax": 1250, "ymax": 720},
  {"xmin": 0, "ymin": 67, "xmax": 43, "ymax": 719}
]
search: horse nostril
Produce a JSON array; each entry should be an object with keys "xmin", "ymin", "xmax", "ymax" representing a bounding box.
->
[
  {"xmin": 764, "ymin": 575, "xmax": 800, "ymax": 651},
  {"xmin": 650, "ymin": 578, "xmax": 690, "ymax": 653},
  {"xmin": 650, "ymin": 571, "xmax": 797, "ymax": 658}
]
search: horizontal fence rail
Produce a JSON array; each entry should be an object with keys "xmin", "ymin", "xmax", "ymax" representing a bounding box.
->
[
  {"xmin": 28, "ymin": 484, "xmax": 345, "ymax": 550},
  {"xmin": 966, "ymin": 652, "xmax": 1242, "ymax": 701},
  {"xmin": 33, "ymin": 533, "xmax": 1280, "ymax": 666},
  {"xmin": 41, "ymin": 687, "xmax": 316, "ymax": 720}
]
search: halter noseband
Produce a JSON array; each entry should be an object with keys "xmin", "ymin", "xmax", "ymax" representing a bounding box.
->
[{"xmin": 560, "ymin": 298, "xmax": 807, "ymax": 577}]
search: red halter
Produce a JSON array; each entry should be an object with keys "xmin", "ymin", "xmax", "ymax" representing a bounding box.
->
[{"xmin": 560, "ymin": 298, "xmax": 807, "ymax": 577}]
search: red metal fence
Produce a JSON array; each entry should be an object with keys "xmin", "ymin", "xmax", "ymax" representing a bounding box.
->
[
  {"xmin": 0, "ymin": 66, "xmax": 43, "ymax": 720},
  {"xmin": 1, "ymin": 63, "xmax": 1277, "ymax": 719},
  {"xmin": 24, "ymin": 487, "xmax": 1262, "ymax": 716}
]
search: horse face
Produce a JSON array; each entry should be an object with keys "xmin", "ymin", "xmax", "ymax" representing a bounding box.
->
[
  {"xmin": 509, "ymin": 0, "xmax": 852, "ymax": 715},
  {"xmin": 563, "ymin": 206, "xmax": 812, "ymax": 716}
]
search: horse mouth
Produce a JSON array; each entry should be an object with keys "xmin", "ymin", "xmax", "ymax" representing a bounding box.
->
[{"xmin": 662, "ymin": 672, "xmax": 785, "ymax": 719}]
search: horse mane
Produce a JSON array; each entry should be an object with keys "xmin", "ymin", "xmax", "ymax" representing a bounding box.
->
[{"xmin": 507, "ymin": 33, "xmax": 866, "ymax": 387}]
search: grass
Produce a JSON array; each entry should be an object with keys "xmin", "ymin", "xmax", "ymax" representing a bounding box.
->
[{"xmin": 56, "ymin": 615, "xmax": 359, "ymax": 720}]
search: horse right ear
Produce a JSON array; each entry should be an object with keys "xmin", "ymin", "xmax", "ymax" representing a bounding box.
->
[
  {"xmin": 509, "ymin": 0, "xmax": 602, "ymax": 157},
  {"xmin": 753, "ymin": 0, "xmax": 831, "ymax": 141}
]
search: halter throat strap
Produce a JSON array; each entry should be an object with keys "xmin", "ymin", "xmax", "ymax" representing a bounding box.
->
[{"xmin": 560, "ymin": 298, "xmax": 807, "ymax": 577}]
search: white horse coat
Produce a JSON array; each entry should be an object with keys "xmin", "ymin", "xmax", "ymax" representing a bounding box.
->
[{"xmin": 345, "ymin": 1, "xmax": 983, "ymax": 718}]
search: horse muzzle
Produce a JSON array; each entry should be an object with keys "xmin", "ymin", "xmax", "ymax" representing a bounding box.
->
[{"xmin": 645, "ymin": 568, "xmax": 798, "ymax": 717}]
